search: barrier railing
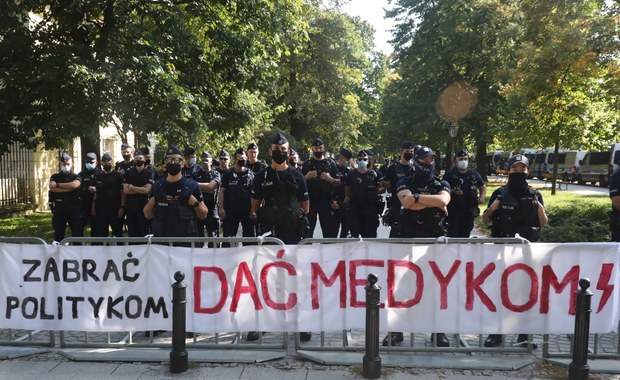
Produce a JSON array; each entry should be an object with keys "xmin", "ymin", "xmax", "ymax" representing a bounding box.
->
[
  {"xmin": 295, "ymin": 237, "xmax": 538, "ymax": 355},
  {"xmin": 0, "ymin": 237, "xmax": 55, "ymax": 348},
  {"xmin": 53, "ymin": 236, "xmax": 289, "ymax": 351}
]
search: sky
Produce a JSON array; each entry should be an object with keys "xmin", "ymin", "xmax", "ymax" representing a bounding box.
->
[{"xmin": 343, "ymin": 0, "xmax": 396, "ymax": 54}]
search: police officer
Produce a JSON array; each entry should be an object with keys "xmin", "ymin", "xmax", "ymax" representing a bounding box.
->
[
  {"xmin": 182, "ymin": 147, "xmax": 200, "ymax": 178},
  {"xmin": 250, "ymin": 132, "xmax": 311, "ymax": 342},
  {"xmin": 611, "ymin": 168, "xmax": 620, "ymax": 242},
  {"xmin": 216, "ymin": 150, "xmax": 231, "ymax": 176},
  {"xmin": 115, "ymin": 143, "xmax": 134, "ymax": 175},
  {"xmin": 195, "ymin": 151, "xmax": 221, "ymax": 240},
  {"xmin": 302, "ymin": 138, "xmax": 340, "ymax": 237},
  {"xmin": 140, "ymin": 146, "xmax": 161, "ymax": 181},
  {"xmin": 380, "ymin": 141, "xmax": 415, "ymax": 237},
  {"xmin": 481, "ymin": 154, "xmax": 548, "ymax": 348},
  {"xmin": 123, "ymin": 149, "xmax": 154, "ymax": 237},
  {"xmin": 143, "ymin": 145, "xmax": 208, "ymax": 241},
  {"xmin": 442, "ymin": 150, "xmax": 487, "ymax": 237},
  {"xmin": 77, "ymin": 152, "xmax": 101, "ymax": 236},
  {"xmin": 288, "ymin": 149, "xmax": 301, "ymax": 170},
  {"xmin": 365, "ymin": 149, "xmax": 376, "ymax": 170},
  {"xmin": 389, "ymin": 146, "xmax": 451, "ymax": 348},
  {"xmin": 344, "ymin": 151, "xmax": 382, "ymax": 238},
  {"xmin": 246, "ymin": 142, "xmax": 267, "ymax": 173},
  {"xmin": 48, "ymin": 152, "xmax": 82, "ymax": 243},
  {"xmin": 92, "ymin": 153, "xmax": 125, "ymax": 238},
  {"xmin": 218, "ymin": 148, "xmax": 255, "ymax": 242},
  {"xmin": 334, "ymin": 148, "xmax": 353, "ymax": 237}
]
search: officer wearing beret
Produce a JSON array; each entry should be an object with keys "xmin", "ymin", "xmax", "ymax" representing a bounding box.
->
[
  {"xmin": 123, "ymin": 149, "xmax": 154, "ymax": 237},
  {"xmin": 333, "ymin": 148, "xmax": 353, "ymax": 237},
  {"xmin": 77, "ymin": 152, "xmax": 101, "ymax": 236},
  {"xmin": 115, "ymin": 143, "xmax": 134, "ymax": 175},
  {"xmin": 246, "ymin": 142, "xmax": 268, "ymax": 173},
  {"xmin": 442, "ymin": 150, "xmax": 487, "ymax": 237},
  {"xmin": 301, "ymin": 138, "xmax": 340, "ymax": 237},
  {"xmin": 380, "ymin": 141, "xmax": 415, "ymax": 237},
  {"xmin": 611, "ymin": 169, "xmax": 620, "ymax": 242},
  {"xmin": 49, "ymin": 152, "xmax": 83, "ymax": 242},
  {"xmin": 386, "ymin": 146, "xmax": 451, "ymax": 348},
  {"xmin": 144, "ymin": 145, "xmax": 208, "ymax": 242},
  {"xmin": 482, "ymin": 154, "xmax": 548, "ymax": 348},
  {"xmin": 344, "ymin": 151, "xmax": 382, "ymax": 238},
  {"xmin": 250, "ymin": 132, "xmax": 311, "ymax": 342},
  {"xmin": 218, "ymin": 148, "xmax": 255, "ymax": 244},
  {"xmin": 195, "ymin": 151, "xmax": 221, "ymax": 241},
  {"xmin": 92, "ymin": 153, "xmax": 125, "ymax": 238}
]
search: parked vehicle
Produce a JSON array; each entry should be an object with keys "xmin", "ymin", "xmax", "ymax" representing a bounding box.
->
[
  {"xmin": 542, "ymin": 149, "xmax": 581, "ymax": 181},
  {"xmin": 485, "ymin": 151, "xmax": 503, "ymax": 175},
  {"xmin": 494, "ymin": 151, "xmax": 513, "ymax": 175},
  {"xmin": 576, "ymin": 143, "xmax": 620, "ymax": 187},
  {"xmin": 519, "ymin": 148, "xmax": 539, "ymax": 178},
  {"xmin": 532, "ymin": 148, "xmax": 554, "ymax": 180}
]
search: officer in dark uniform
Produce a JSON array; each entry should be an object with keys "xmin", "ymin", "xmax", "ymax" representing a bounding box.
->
[
  {"xmin": 77, "ymin": 152, "xmax": 101, "ymax": 236},
  {"xmin": 302, "ymin": 138, "xmax": 340, "ymax": 237},
  {"xmin": 140, "ymin": 146, "xmax": 161, "ymax": 181},
  {"xmin": 123, "ymin": 149, "xmax": 154, "ymax": 237},
  {"xmin": 334, "ymin": 148, "xmax": 353, "ymax": 237},
  {"xmin": 181, "ymin": 147, "xmax": 200, "ymax": 179},
  {"xmin": 288, "ymin": 149, "xmax": 301, "ymax": 170},
  {"xmin": 143, "ymin": 145, "xmax": 208, "ymax": 241},
  {"xmin": 216, "ymin": 150, "xmax": 231, "ymax": 176},
  {"xmin": 380, "ymin": 141, "xmax": 415, "ymax": 237},
  {"xmin": 48, "ymin": 152, "xmax": 82, "ymax": 243},
  {"xmin": 344, "ymin": 151, "xmax": 382, "ymax": 238},
  {"xmin": 250, "ymin": 132, "xmax": 311, "ymax": 342},
  {"xmin": 246, "ymin": 142, "xmax": 268, "ymax": 173},
  {"xmin": 482, "ymin": 154, "xmax": 548, "ymax": 348},
  {"xmin": 195, "ymin": 151, "xmax": 221, "ymax": 240},
  {"xmin": 611, "ymin": 169, "xmax": 620, "ymax": 242},
  {"xmin": 365, "ymin": 149, "xmax": 376, "ymax": 170},
  {"xmin": 92, "ymin": 153, "xmax": 125, "ymax": 238},
  {"xmin": 218, "ymin": 148, "xmax": 255, "ymax": 242},
  {"xmin": 442, "ymin": 150, "xmax": 487, "ymax": 237},
  {"xmin": 388, "ymin": 146, "xmax": 451, "ymax": 348},
  {"xmin": 115, "ymin": 143, "xmax": 134, "ymax": 175}
]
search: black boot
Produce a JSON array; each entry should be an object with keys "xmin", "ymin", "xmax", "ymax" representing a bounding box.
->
[
  {"xmin": 299, "ymin": 332, "xmax": 312, "ymax": 342},
  {"xmin": 382, "ymin": 332, "xmax": 404, "ymax": 346},
  {"xmin": 431, "ymin": 333, "xmax": 450, "ymax": 347},
  {"xmin": 246, "ymin": 331, "xmax": 266, "ymax": 341},
  {"xmin": 517, "ymin": 334, "xmax": 538, "ymax": 349},
  {"xmin": 484, "ymin": 334, "xmax": 503, "ymax": 347}
]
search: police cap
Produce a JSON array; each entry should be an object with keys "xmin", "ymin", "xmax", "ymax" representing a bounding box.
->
[
  {"xmin": 85, "ymin": 152, "xmax": 97, "ymax": 161},
  {"xmin": 365, "ymin": 150, "xmax": 374, "ymax": 156},
  {"xmin": 271, "ymin": 133, "xmax": 288, "ymax": 145},
  {"xmin": 59, "ymin": 152, "xmax": 72, "ymax": 163},
  {"xmin": 508, "ymin": 154, "xmax": 529, "ymax": 168},
  {"xmin": 140, "ymin": 147, "xmax": 150, "ymax": 155},
  {"xmin": 455, "ymin": 149, "xmax": 468, "ymax": 158},
  {"xmin": 101, "ymin": 153, "xmax": 113, "ymax": 162},
  {"xmin": 312, "ymin": 138, "xmax": 324, "ymax": 147},
  {"xmin": 414, "ymin": 146, "xmax": 436, "ymax": 161},
  {"xmin": 184, "ymin": 146, "xmax": 196, "ymax": 156},
  {"xmin": 135, "ymin": 149, "xmax": 144, "ymax": 157},
  {"xmin": 234, "ymin": 148, "xmax": 245, "ymax": 156},
  {"xmin": 121, "ymin": 143, "xmax": 131, "ymax": 150},
  {"xmin": 247, "ymin": 142, "xmax": 258, "ymax": 150},
  {"xmin": 357, "ymin": 150, "xmax": 368, "ymax": 158},
  {"xmin": 201, "ymin": 151, "xmax": 212, "ymax": 159},
  {"xmin": 339, "ymin": 148, "xmax": 352, "ymax": 160},
  {"xmin": 401, "ymin": 141, "xmax": 414, "ymax": 149},
  {"xmin": 218, "ymin": 149, "xmax": 230, "ymax": 158},
  {"xmin": 166, "ymin": 145, "xmax": 183, "ymax": 156}
]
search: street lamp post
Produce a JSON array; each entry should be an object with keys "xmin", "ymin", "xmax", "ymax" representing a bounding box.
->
[{"xmin": 448, "ymin": 122, "xmax": 459, "ymax": 167}]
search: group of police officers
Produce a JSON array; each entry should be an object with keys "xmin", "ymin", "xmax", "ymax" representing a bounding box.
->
[{"xmin": 48, "ymin": 133, "xmax": 620, "ymax": 347}]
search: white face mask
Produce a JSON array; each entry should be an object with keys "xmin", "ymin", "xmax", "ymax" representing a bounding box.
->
[{"xmin": 456, "ymin": 160, "xmax": 468, "ymax": 170}]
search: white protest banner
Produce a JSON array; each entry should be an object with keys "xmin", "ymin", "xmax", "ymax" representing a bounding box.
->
[{"xmin": 1, "ymin": 241, "xmax": 618, "ymax": 334}]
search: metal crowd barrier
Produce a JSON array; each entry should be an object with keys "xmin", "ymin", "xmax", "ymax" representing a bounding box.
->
[
  {"xmin": 0, "ymin": 237, "xmax": 55, "ymax": 347},
  {"xmin": 295, "ymin": 237, "xmax": 539, "ymax": 356}
]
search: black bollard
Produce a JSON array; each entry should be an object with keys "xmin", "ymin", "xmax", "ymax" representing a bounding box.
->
[
  {"xmin": 568, "ymin": 278, "xmax": 592, "ymax": 380},
  {"xmin": 363, "ymin": 273, "xmax": 381, "ymax": 379},
  {"xmin": 170, "ymin": 271, "xmax": 188, "ymax": 373}
]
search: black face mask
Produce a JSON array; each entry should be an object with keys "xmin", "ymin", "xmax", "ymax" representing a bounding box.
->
[
  {"xmin": 122, "ymin": 154, "xmax": 131, "ymax": 161},
  {"xmin": 403, "ymin": 152, "xmax": 413, "ymax": 161},
  {"xmin": 271, "ymin": 150, "xmax": 288, "ymax": 165},
  {"xmin": 508, "ymin": 172, "xmax": 528, "ymax": 196},
  {"xmin": 313, "ymin": 151, "xmax": 324, "ymax": 159},
  {"xmin": 288, "ymin": 159, "xmax": 297, "ymax": 167},
  {"xmin": 134, "ymin": 160, "xmax": 145, "ymax": 167},
  {"xmin": 166, "ymin": 163, "xmax": 181, "ymax": 176},
  {"xmin": 237, "ymin": 159, "xmax": 247, "ymax": 167},
  {"xmin": 102, "ymin": 164, "xmax": 113, "ymax": 172},
  {"xmin": 412, "ymin": 159, "xmax": 434, "ymax": 185},
  {"xmin": 145, "ymin": 159, "xmax": 151, "ymax": 166}
]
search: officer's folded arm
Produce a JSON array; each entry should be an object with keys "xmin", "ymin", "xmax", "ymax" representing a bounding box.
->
[
  {"xmin": 143, "ymin": 197, "xmax": 155, "ymax": 220},
  {"xmin": 482, "ymin": 199, "xmax": 500, "ymax": 224}
]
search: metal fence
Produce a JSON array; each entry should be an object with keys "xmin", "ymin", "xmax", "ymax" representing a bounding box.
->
[{"xmin": 0, "ymin": 142, "xmax": 34, "ymax": 207}]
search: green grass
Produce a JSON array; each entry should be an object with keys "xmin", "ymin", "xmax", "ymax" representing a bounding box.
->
[
  {"xmin": 0, "ymin": 212, "xmax": 55, "ymax": 242},
  {"xmin": 476, "ymin": 182, "xmax": 611, "ymax": 242}
]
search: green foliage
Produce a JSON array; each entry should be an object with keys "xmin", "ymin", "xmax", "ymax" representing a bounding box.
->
[{"xmin": 0, "ymin": 213, "xmax": 54, "ymax": 243}]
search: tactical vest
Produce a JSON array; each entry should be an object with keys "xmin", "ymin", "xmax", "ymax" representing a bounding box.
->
[
  {"xmin": 150, "ymin": 180, "xmax": 198, "ymax": 237},
  {"xmin": 350, "ymin": 170, "xmax": 379, "ymax": 206},
  {"xmin": 224, "ymin": 170, "xmax": 253, "ymax": 208},
  {"xmin": 258, "ymin": 168, "xmax": 301, "ymax": 233},
  {"xmin": 306, "ymin": 158, "xmax": 334, "ymax": 198},
  {"xmin": 400, "ymin": 178, "xmax": 447, "ymax": 238},
  {"xmin": 491, "ymin": 186, "xmax": 541, "ymax": 241}
]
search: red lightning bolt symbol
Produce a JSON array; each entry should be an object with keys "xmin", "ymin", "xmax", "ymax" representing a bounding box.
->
[{"xmin": 596, "ymin": 263, "xmax": 615, "ymax": 314}]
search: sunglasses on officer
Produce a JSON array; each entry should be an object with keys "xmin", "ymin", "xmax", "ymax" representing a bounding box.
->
[{"xmin": 164, "ymin": 157, "xmax": 184, "ymax": 164}]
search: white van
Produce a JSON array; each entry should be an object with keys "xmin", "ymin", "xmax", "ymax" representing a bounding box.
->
[
  {"xmin": 519, "ymin": 148, "xmax": 538, "ymax": 178},
  {"xmin": 577, "ymin": 143, "xmax": 620, "ymax": 187},
  {"xmin": 543, "ymin": 150, "xmax": 586, "ymax": 182},
  {"xmin": 532, "ymin": 148, "xmax": 554, "ymax": 180}
]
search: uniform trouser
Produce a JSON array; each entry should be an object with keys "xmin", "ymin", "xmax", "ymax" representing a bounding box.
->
[
  {"xmin": 79, "ymin": 201, "xmax": 95, "ymax": 236},
  {"xmin": 445, "ymin": 211, "xmax": 474, "ymax": 238},
  {"xmin": 52, "ymin": 205, "xmax": 83, "ymax": 242},
  {"xmin": 349, "ymin": 205, "xmax": 379, "ymax": 238},
  {"xmin": 125, "ymin": 203, "xmax": 150, "ymax": 237},
  {"xmin": 222, "ymin": 208, "xmax": 255, "ymax": 246},
  {"xmin": 307, "ymin": 197, "xmax": 339, "ymax": 238},
  {"xmin": 336, "ymin": 202, "xmax": 350, "ymax": 238},
  {"xmin": 274, "ymin": 228, "xmax": 302, "ymax": 245},
  {"xmin": 92, "ymin": 209, "xmax": 124, "ymax": 238}
]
